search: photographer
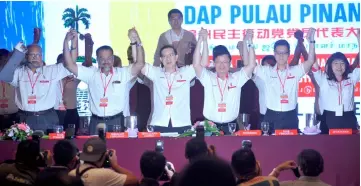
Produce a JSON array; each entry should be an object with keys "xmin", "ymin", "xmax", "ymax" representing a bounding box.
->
[
  {"xmin": 68, "ymin": 137, "xmax": 138, "ymax": 186},
  {"xmin": 0, "ymin": 139, "xmax": 51, "ymax": 185},
  {"xmin": 36, "ymin": 140, "xmax": 81, "ymax": 185},
  {"xmin": 232, "ymin": 148, "xmax": 279, "ymax": 186},
  {"xmin": 269, "ymin": 149, "xmax": 330, "ymax": 186},
  {"xmin": 139, "ymin": 151, "xmax": 167, "ymax": 186},
  {"xmin": 185, "ymin": 138, "xmax": 216, "ymax": 163}
]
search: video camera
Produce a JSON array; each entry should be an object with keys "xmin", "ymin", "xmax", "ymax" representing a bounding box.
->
[
  {"xmin": 97, "ymin": 123, "xmax": 113, "ymax": 168},
  {"xmin": 155, "ymin": 140, "xmax": 174, "ymax": 181}
]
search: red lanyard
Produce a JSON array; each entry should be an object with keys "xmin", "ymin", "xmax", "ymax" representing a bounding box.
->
[
  {"xmin": 1, "ymin": 82, "xmax": 5, "ymax": 98},
  {"xmin": 276, "ymin": 68, "xmax": 288, "ymax": 93},
  {"xmin": 216, "ymin": 75, "xmax": 228, "ymax": 102},
  {"xmin": 165, "ymin": 71, "xmax": 177, "ymax": 95},
  {"xmin": 100, "ymin": 72, "xmax": 113, "ymax": 97},
  {"xmin": 338, "ymin": 81, "xmax": 342, "ymax": 105},
  {"xmin": 26, "ymin": 70, "xmax": 40, "ymax": 95}
]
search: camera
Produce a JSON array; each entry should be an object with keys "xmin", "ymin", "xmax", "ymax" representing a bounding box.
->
[
  {"xmin": 196, "ymin": 125, "xmax": 205, "ymax": 139},
  {"xmin": 32, "ymin": 132, "xmax": 48, "ymax": 167},
  {"xmin": 154, "ymin": 140, "xmax": 173, "ymax": 181},
  {"xmin": 242, "ymin": 140, "xmax": 252, "ymax": 149},
  {"xmin": 103, "ymin": 150, "xmax": 113, "ymax": 168}
]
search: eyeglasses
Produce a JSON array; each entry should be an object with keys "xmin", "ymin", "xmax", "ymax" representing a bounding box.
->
[
  {"xmin": 27, "ymin": 53, "xmax": 42, "ymax": 58},
  {"xmin": 98, "ymin": 56, "xmax": 114, "ymax": 63},
  {"xmin": 274, "ymin": 51, "xmax": 289, "ymax": 55},
  {"xmin": 161, "ymin": 53, "xmax": 175, "ymax": 59}
]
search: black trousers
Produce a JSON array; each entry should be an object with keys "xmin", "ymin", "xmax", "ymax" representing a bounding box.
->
[
  {"xmin": 89, "ymin": 112, "xmax": 124, "ymax": 135},
  {"xmin": 0, "ymin": 112, "xmax": 19, "ymax": 131},
  {"xmin": 56, "ymin": 109, "xmax": 80, "ymax": 134},
  {"xmin": 264, "ymin": 108, "xmax": 299, "ymax": 132},
  {"xmin": 153, "ymin": 120, "xmax": 191, "ymax": 134},
  {"xmin": 323, "ymin": 110, "xmax": 357, "ymax": 130},
  {"xmin": 205, "ymin": 118, "xmax": 238, "ymax": 135},
  {"xmin": 18, "ymin": 109, "xmax": 59, "ymax": 132}
]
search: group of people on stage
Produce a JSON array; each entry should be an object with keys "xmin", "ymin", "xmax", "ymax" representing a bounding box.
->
[{"xmin": 0, "ymin": 9, "xmax": 359, "ymax": 135}]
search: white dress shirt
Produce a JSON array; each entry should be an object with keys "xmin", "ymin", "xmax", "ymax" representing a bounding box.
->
[
  {"xmin": 199, "ymin": 68, "xmax": 250, "ymax": 123},
  {"xmin": 252, "ymin": 75, "xmax": 267, "ymax": 115},
  {"xmin": 255, "ymin": 64, "xmax": 306, "ymax": 112},
  {"xmin": 0, "ymin": 82, "xmax": 18, "ymax": 115},
  {"xmin": 313, "ymin": 68, "xmax": 360, "ymax": 113},
  {"xmin": 10, "ymin": 64, "xmax": 71, "ymax": 111},
  {"xmin": 76, "ymin": 65, "xmax": 133, "ymax": 117},
  {"xmin": 143, "ymin": 63, "xmax": 195, "ymax": 127},
  {"xmin": 54, "ymin": 77, "xmax": 80, "ymax": 111}
]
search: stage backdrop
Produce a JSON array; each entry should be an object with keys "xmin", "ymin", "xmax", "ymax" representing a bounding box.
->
[{"xmin": 0, "ymin": 0, "xmax": 359, "ymax": 129}]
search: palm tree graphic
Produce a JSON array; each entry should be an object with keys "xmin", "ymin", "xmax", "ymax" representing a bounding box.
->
[{"xmin": 62, "ymin": 5, "xmax": 90, "ymax": 40}]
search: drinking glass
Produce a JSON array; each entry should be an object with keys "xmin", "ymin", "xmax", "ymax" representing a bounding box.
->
[
  {"xmin": 147, "ymin": 125, "xmax": 154, "ymax": 132},
  {"xmin": 261, "ymin": 122, "xmax": 270, "ymax": 136},
  {"xmin": 228, "ymin": 123, "xmax": 236, "ymax": 135},
  {"xmin": 54, "ymin": 125, "xmax": 63, "ymax": 133}
]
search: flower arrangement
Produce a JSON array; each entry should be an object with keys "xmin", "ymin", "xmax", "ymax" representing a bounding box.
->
[
  {"xmin": 3, "ymin": 123, "xmax": 33, "ymax": 141},
  {"xmin": 179, "ymin": 120, "xmax": 221, "ymax": 137}
]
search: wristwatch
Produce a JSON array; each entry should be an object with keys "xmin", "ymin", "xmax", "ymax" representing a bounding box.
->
[
  {"xmin": 130, "ymin": 42, "xmax": 137, "ymax": 45},
  {"xmin": 137, "ymin": 43, "xmax": 143, "ymax": 47}
]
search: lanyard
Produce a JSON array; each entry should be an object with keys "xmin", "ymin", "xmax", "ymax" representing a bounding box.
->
[
  {"xmin": 165, "ymin": 71, "xmax": 177, "ymax": 95},
  {"xmin": 216, "ymin": 75, "xmax": 228, "ymax": 102},
  {"xmin": 276, "ymin": 68, "xmax": 288, "ymax": 93},
  {"xmin": 1, "ymin": 82, "xmax": 5, "ymax": 98},
  {"xmin": 100, "ymin": 72, "xmax": 114, "ymax": 97},
  {"xmin": 26, "ymin": 70, "xmax": 40, "ymax": 95},
  {"xmin": 338, "ymin": 81, "xmax": 342, "ymax": 105}
]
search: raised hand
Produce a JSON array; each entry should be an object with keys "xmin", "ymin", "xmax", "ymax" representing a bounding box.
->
[
  {"xmin": 84, "ymin": 33, "xmax": 94, "ymax": 47},
  {"xmin": 70, "ymin": 29, "xmax": 78, "ymax": 42},
  {"xmin": 306, "ymin": 27, "xmax": 316, "ymax": 42},
  {"xmin": 244, "ymin": 29, "xmax": 254, "ymax": 43},
  {"xmin": 294, "ymin": 30, "xmax": 304, "ymax": 42},
  {"xmin": 237, "ymin": 41, "xmax": 243, "ymax": 50},
  {"xmin": 128, "ymin": 27, "xmax": 139, "ymax": 43},
  {"xmin": 64, "ymin": 29, "xmax": 76, "ymax": 42},
  {"xmin": 199, "ymin": 27, "xmax": 208, "ymax": 41},
  {"xmin": 33, "ymin": 28, "xmax": 41, "ymax": 44},
  {"xmin": 14, "ymin": 41, "xmax": 27, "ymax": 53}
]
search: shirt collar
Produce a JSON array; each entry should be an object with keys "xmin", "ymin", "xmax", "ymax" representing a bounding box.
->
[
  {"xmin": 274, "ymin": 64, "xmax": 289, "ymax": 72},
  {"xmin": 26, "ymin": 66, "xmax": 42, "ymax": 74},
  {"xmin": 298, "ymin": 176, "xmax": 322, "ymax": 182}
]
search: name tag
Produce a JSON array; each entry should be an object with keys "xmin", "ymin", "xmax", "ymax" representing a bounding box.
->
[
  {"xmin": 235, "ymin": 130, "xmax": 262, "ymax": 136},
  {"xmin": 106, "ymin": 132, "xmax": 128, "ymax": 139},
  {"xmin": 40, "ymin": 80, "xmax": 50, "ymax": 83},
  {"xmin": 100, "ymin": 97, "xmax": 108, "ymax": 107},
  {"xmin": 275, "ymin": 129, "xmax": 298, "ymax": 136},
  {"xmin": 166, "ymin": 95, "xmax": 173, "ymax": 105},
  {"xmin": 329, "ymin": 129, "xmax": 352, "ymax": 135},
  {"xmin": 287, "ymin": 76, "xmax": 295, "ymax": 79},
  {"xmin": 177, "ymin": 80, "xmax": 186, "ymax": 82},
  {"xmin": 218, "ymin": 103, "xmax": 226, "ymax": 112},
  {"xmin": 138, "ymin": 132, "xmax": 161, "ymax": 138},
  {"xmin": 49, "ymin": 133, "xmax": 65, "ymax": 139},
  {"xmin": 28, "ymin": 95, "xmax": 36, "ymax": 104},
  {"xmin": 280, "ymin": 93, "xmax": 288, "ymax": 104}
]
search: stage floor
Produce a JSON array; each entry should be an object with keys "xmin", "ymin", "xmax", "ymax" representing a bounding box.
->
[{"xmin": 0, "ymin": 135, "xmax": 359, "ymax": 186}]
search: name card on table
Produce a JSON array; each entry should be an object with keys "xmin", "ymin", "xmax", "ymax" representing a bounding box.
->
[
  {"xmin": 329, "ymin": 129, "xmax": 352, "ymax": 135},
  {"xmin": 106, "ymin": 132, "xmax": 129, "ymax": 139},
  {"xmin": 235, "ymin": 130, "xmax": 262, "ymax": 136},
  {"xmin": 138, "ymin": 132, "xmax": 161, "ymax": 138},
  {"xmin": 275, "ymin": 129, "xmax": 298, "ymax": 136},
  {"xmin": 49, "ymin": 133, "xmax": 65, "ymax": 140}
]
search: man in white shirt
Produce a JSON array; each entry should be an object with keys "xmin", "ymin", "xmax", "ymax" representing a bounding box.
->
[
  {"xmin": 63, "ymin": 28, "xmax": 145, "ymax": 135},
  {"xmin": 10, "ymin": 43, "xmax": 72, "ymax": 131},
  {"xmin": 141, "ymin": 43, "xmax": 196, "ymax": 133},
  {"xmin": 192, "ymin": 29, "xmax": 256, "ymax": 134},
  {"xmin": 254, "ymin": 28, "xmax": 316, "ymax": 131}
]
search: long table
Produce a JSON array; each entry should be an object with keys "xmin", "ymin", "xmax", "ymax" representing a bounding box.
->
[{"xmin": 0, "ymin": 135, "xmax": 359, "ymax": 186}]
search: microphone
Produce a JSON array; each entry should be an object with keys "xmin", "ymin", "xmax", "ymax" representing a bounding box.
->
[{"xmin": 96, "ymin": 123, "xmax": 106, "ymax": 140}]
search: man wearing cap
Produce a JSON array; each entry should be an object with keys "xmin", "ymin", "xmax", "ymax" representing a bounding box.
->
[
  {"xmin": 193, "ymin": 28, "xmax": 257, "ymax": 134},
  {"xmin": 69, "ymin": 137, "xmax": 138, "ymax": 186}
]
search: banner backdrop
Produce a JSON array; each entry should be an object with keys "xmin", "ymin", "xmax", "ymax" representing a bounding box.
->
[{"xmin": 0, "ymin": 0, "xmax": 359, "ymax": 128}]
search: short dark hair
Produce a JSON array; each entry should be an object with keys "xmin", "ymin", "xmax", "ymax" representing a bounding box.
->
[
  {"xmin": 185, "ymin": 138, "xmax": 208, "ymax": 162},
  {"xmin": 231, "ymin": 148, "xmax": 257, "ymax": 178},
  {"xmin": 274, "ymin": 39, "xmax": 290, "ymax": 54},
  {"xmin": 96, "ymin": 45, "xmax": 114, "ymax": 57},
  {"xmin": 159, "ymin": 45, "xmax": 177, "ymax": 57},
  {"xmin": 140, "ymin": 151, "xmax": 166, "ymax": 180},
  {"xmin": 56, "ymin": 54, "xmax": 64, "ymax": 64},
  {"xmin": 168, "ymin": 9, "xmax": 183, "ymax": 19},
  {"xmin": 213, "ymin": 45, "xmax": 231, "ymax": 62},
  {"xmin": 297, "ymin": 149, "xmax": 324, "ymax": 177},
  {"xmin": 36, "ymin": 168, "xmax": 84, "ymax": 186},
  {"xmin": 178, "ymin": 156, "xmax": 236, "ymax": 186},
  {"xmin": 261, "ymin": 55, "xmax": 276, "ymax": 66},
  {"xmin": 16, "ymin": 140, "xmax": 40, "ymax": 168},
  {"xmin": 0, "ymin": 49, "xmax": 10, "ymax": 57},
  {"xmin": 53, "ymin": 140, "xmax": 78, "ymax": 167},
  {"xmin": 326, "ymin": 52, "xmax": 351, "ymax": 81}
]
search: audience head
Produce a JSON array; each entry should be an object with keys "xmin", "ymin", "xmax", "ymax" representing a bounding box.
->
[
  {"xmin": 326, "ymin": 52, "xmax": 351, "ymax": 81},
  {"xmin": 262, "ymin": 55, "xmax": 277, "ymax": 67},
  {"xmin": 96, "ymin": 45, "xmax": 114, "ymax": 73},
  {"xmin": 297, "ymin": 149, "xmax": 324, "ymax": 177},
  {"xmin": 53, "ymin": 140, "xmax": 79, "ymax": 170},
  {"xmin": 213, "ymin": 45, "xmax": 232, "ymax": 75},
  {"xmin": 159, "ymin": 45, "xmax": 178, "ymax": 70},
  {"xmin": 113, "ymin": 55, "xmax": 122, "ymax": 67},
  {"xmin": 231, "ymin": 148, "xmax": 261, "ymax": 182},
  {"xmin": 15, "ymin": 139, "xmax": 41, "ymax": 168},
  {"xmin": 56, "ymin": 54, "xmax": 64, "ymax": 64},
  {"xmin": 273, "ymin": 39, "xmax": 290, "ymax": 66},
  {"xmin": 140, "ymin": 151, "xmax": 166, "ymax": 181},
  {"xmin": 0, "ymin": 48, "xmax": 10, "ymax": 67},
  {"xmin": 185, "ymin": 138, "xmax": 208, "ymax": 162},
  {"xmin": 168, "ymin": 9, "xmax": 183, "ymax": 30},
  {"xmin": 177, "ymin": 156, "xmax": 236, "ymax": 186},
  {"xmin": 26, "ymin": 44, "xmax": 43, "ymax": 69},
  {"xmin": 79, "ymin": 137, "xmax": 107, "ymax": 167}
]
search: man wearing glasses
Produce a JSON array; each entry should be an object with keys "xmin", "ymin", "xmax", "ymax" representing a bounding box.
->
[
  {"xmin": 63, "ymin": 28, "xmax": 145, "ymax": 135},
  {"xmin": 153, "ymin": 9, "xmax": 197, "ymax": 67}
]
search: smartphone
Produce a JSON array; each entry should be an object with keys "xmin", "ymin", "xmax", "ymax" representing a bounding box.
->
[
  {"xmin": 292, "ymin": 168, "xmax": 300, "ymax": 178},
  {"xmin": 242, "ymin": 140, "xmax": 252, "ymax": 149},
  {"xmin": 155, "ymin": 140, "xmax": 164, "ymax": 153},
  {"xmin": 196, "ymin": 125, "xmax": 205, "ymax": 139}
]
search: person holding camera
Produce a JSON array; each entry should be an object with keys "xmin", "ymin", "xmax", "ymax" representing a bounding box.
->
[
  {"xmin": 68, "ymin": 137, "xmax": 138, "ymax": 186},
  {"xmin": 232, "ymin": 148, "xmax": 280, "ymax": 186},
  {"xmin": 0, "ymin": 139, "xmax": 51, "ymax": 186},
  {"xmin": 139, "ymin": 150, "xmax": 170, "ymax": 186},
  {"xmin": 269, "ymin": 149, "xmax": 330, "ymax": 186}
]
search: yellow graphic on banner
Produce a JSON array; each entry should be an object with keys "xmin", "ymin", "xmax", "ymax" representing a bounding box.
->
[{"xmin": 110, "ymin": 1, "xmax": 175, "ymax": 65}]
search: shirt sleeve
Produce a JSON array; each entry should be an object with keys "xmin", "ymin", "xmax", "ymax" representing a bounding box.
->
[
  {"xmin": 312, "ymin": 69, "xmax": 326, "ymax": 87},
  {"xmin": 351, "ymin": 68, "xmax": 360, "ymax": 84},
  {"xmin": 143, "ymin": 63, "xmax": 157, "ymax": 81},
  {"xmin": 10, "ymin": 68, "xmax": 21, "ymax": 87},
  {"xmin": 254, "ymin": 65, "xmax": 268, "ymax": 81},
  {"xmin": 182, "ymin": 65, "xmax": 196, "ymax": 81},
  {"xmin": 77, "ymin": 65, "xmax": 96, "ymax": 84},
  {"xmin": 103, "ymin": 169, "xmax": 127, "ymax": 186},
  {"xmin": 0, "ymin": 50, "xmax": 25, "ymax": 83},
  {"xmin": 197, "ymin": 68, "xmax": 212, "ymax": 87},
  {"xmin": 55, "ymin": 64, "xmax": 72, "ymax": 81},
  {"xmin": 119, "ymin": 66, "xmax": 134, "ymax": 83},
  {"xmin": 291, "ymin": 63, "xmax": 306, "ymax": 80},
  {"xmin": 234, "ymin": 68, "xmax": 250, "ymax": 87}
]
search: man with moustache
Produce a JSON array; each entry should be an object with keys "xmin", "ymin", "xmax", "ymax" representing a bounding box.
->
[{"xmin": 63, "ymin": 28, "xmax": 145, "ymax": 134}]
